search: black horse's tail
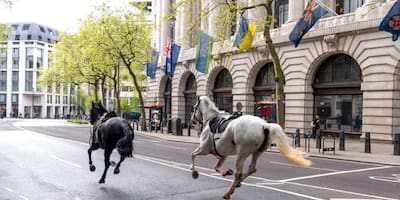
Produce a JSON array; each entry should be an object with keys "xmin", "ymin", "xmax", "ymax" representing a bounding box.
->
[{"xmin": 117, "ymin": 120, "xmax": 135, "ymax": 157}]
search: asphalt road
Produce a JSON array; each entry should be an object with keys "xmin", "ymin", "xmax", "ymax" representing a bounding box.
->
[{"xmin": 0, "ymin": 119, "xmax": 399, "ymax": 200}]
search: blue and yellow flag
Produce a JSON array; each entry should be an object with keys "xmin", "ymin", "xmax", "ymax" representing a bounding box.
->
[
  {"xmin": 233, "ymin": 16, "xmax": 257, "ymax": 51},
  {"xmin": 195, "ymin": 31, "xmax": 213, "ymax": 74},
  {"xmin": 146, "ymin": 49, "xmax": 159, "ymax": 79},
  {"xmin": 289, "ymin": 0, "xmax": 328, "ymax": 47},
  {"xmin": 379, "ymin": 0, "xmax": 400, "ymax": 41}
]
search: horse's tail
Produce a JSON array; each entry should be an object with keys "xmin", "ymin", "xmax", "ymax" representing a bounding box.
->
[
  {"xmin": 265, "ymin": 123, "xmax": 312, "ymax": 167},
  {"xmin": 117, "ymin": 120, "xmax": 135, "ymax": 157}
]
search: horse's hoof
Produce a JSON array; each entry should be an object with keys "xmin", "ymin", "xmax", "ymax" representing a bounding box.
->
[
  {"xmin": 192, "ymin": 170, "xmax": 199, "ymax": 179},
  {"xmin": 222, "ymin": 193, "xmax": 230, "ymax": 199},
  {"xmin": 89, "ymin": 165, "xmax": 96, "ymax": 172},
  {"xmin": 98, "ymin": 179, "xmax": 105, "ymax": 184},
  {"xmin": 110, "ymin": 161, "xmax": 116, "ymax": 167},
  {"xmin": 114, "ymin": 168, "xmax": 120, "ymax": 174},
  {"xmin": 236, "ymin": 182, "xmax": 241, "ymax": 188},
  {"xmin": 222, "ymin": 169, "xmax": 233, "ymax": 176}
]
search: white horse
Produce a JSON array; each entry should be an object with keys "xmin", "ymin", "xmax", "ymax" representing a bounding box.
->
[{"xmin": 190, "ymin": 96, "xmax": 312, "ymax": 199}]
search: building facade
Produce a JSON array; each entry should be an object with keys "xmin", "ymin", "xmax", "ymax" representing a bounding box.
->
[
  {"xmin": 0, "ymin": 22, "xmax": 71, "ymax": 119},
  {"xmin": 146, "ymin": 0, "xmax": 400, "ymax": 141}
]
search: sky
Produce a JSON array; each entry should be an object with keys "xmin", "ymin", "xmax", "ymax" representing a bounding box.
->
[{"xmin": 0, "ymin": 0, "xmax": 132, "ymax": 33}]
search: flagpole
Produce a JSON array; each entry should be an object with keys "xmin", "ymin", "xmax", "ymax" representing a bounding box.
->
[{"xmin": 314, "ymin": 0, "xmax": 338, "ymax": 16}]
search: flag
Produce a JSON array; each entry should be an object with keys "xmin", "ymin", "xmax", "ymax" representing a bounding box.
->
[
  {"xmin": 146, "ymin": 49, "xmax": 159, "ymax": 79},
  {"xmin": 378, "ymin": 0, "xmax": 400, "ymax": 41},
  {"xmin": 165, "ymin": 40, "xmax": 181, "ymax": 77},
  {"xmin": 233, "ymin": 16, "xmax": 257, "ymax": 51},
  {"xmin": 195, "ymin": 31, "xmax": 213, "ymax": 74},
  {"xmin": 289, "ymin": 0, "xmax": 328, "ymax": 47}
]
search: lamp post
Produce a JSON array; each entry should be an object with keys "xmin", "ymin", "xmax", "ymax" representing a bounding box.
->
[{"xmin": 31, "ymin": 87, "xmax": 35, "ymax": 118}]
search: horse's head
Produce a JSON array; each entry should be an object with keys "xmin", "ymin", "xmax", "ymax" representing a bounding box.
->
[
  {"xmin": 191, "ymin": 96, "xmax": 219, "ymax": 124},
  {"xmin": 90, "ymin": 101, "xmax": 108, "ymax": 125}
]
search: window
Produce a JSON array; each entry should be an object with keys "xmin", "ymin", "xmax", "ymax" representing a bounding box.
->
[
  {"xmin": 26, "ymin": 48, "xmax": 34, "ymax": 69},
  {"xmin": 313, "ymin": 54, "xmax": 362, "ymax": 133},
  {"xmin": 12, "ymin": 71, "xmax": 18, "ymax": 91},
  {"xmin": 0, "ymin": 48, "xmax": 6, "ymax": 69},
  {"xmin": 11, "ymin": 94, "xmax": 18, "ymax": 104},
  {"xmin": 27, "ymin": 34, "xmax": 32, "ymax": 40},
  {"xmin": 253, "ymin": 63, "xmax": 277, "ymax": 122},
  {"xmin": 15, "ymin": 35, "xmax": 20, "ymax": 40},
  {"xmin": 22, "ymin": 24, "xmax": 30, "ymax": 30},
  {"xmin": 254, "ymin": 63, "xmax": 276, "ymax": 89},
  {"xmin": 11, "ymin": 24, "xmax": 18, "ymax": 30},
  {"xmin": 38, "ymin": 36, "xmax": 42, "ymax": 41},
  {"xmin": 36, "ymin": 48, "xmax": 44, "ymax": 69},
  {"xmin": 336, "ymin": 0, "xmax": 364, "ymax": 14},
  {"xmin": 213, "ymin": 69, "xmax": 233, "ymax": 113},
  {"xmin": 0, "ymin": 94, "xmax": 6, "ymax": 104},
  {"xmin": 12, "ymin": 48, "xmax": 19, "ymax": 69},
  {"xmin": 39, "ymin": 26, "xmax": 45, "ymax": 32},
  {"xmin": 275, "ymin": 0, "xmax": 289, "ymax": 27},
  {"xmin": 0, "ymin": 72, "xmax": 6, "ymax": 91},
  {"xmin": 25, "ymin": 71, "xmax": 33, "ymax": 91}
]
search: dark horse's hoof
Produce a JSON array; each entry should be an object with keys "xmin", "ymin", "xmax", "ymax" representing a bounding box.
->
[
  {"xmin": 114, "ymin": 168, "xmax": 120, "ymax": 174},
  {"xmin": 192, "ymin": 170, "xmax": 199, "ymax": 179},
  {"xmin": 89, "ymin": 165, "xmax": 96, "ymax": 172},
  {"xmin": 98, "ymin": 179, "xmax": 105, "ymax": 184}
]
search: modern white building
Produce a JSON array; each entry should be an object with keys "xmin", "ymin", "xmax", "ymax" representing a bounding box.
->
[
  {"xmin": 146, "ymin": 0, "xmax": 400, "ymax": 141},
  {"xmin": 0, "ymin": 22, "xmax": 71, "ymax": 119}
]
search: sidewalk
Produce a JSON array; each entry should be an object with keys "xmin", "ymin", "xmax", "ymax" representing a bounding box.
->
[{"xmin": 137, "ymin": 127, "xmax": 400, "ymax": 166}]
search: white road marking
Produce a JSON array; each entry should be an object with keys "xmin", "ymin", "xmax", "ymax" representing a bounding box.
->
[
  {"xmin": 330, "ymin": 199, "xmax": 382, "ymax": 200},
  {"xmin": 287, "ymin": 181, "xmax": 398, "ymax": 200},
  {"xmin": 155, "ymin": 143, "xmax": 185, "ymax": 150},
  {"xmin": 270, "ymin": 161, "xmax": 339, "ymax": 172},
  {"xmin": 136, "ymin": 154, "xmax": 324, "ymax": 200},
  {"xmin": 19, "ymin": 195, "xmax": 29, "ymax": 200},
  {"xmin": 2, "ymin": 186, "xmax": 13, "ymax": 192},
  {"xmin": 279, "ymin": 166, "xmax": 392, "ymax": 182},
  {"xmin": 51, "ymin": 155, "xmax": 83, "ymax": 169},
  {"xmin": 369, "ymin": 174, "xmax": 400, "ymax": 183}
]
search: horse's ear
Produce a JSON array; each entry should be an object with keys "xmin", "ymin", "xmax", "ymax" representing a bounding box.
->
[{"xmin": 197, "ymin": 96, "xmax": 200, "ymax": 101}]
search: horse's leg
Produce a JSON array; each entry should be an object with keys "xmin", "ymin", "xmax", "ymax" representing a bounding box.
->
[
  {"xmin": 223, "ymin": 154, "xmax": 247, "ymax": 199},
  {"xmin": 214, "ymin": 157, "xmax": 233, "ymax": 176},
  {"xmin": 98, "ymin": 147, "xmax": 112, "ymax": 184},
  {"xmin": 113, "ymin": 155, "xmax": 126, "ymax": 174},
  {"xmin": 238, "ymin": 150, "xmax": 264, "ymax": 187},
  {"xmin": 88, "ymin": 144, "xmax": 99, "ymax": 172},
  {"xmin": 190, "ymin": 146, "xmax": 208, "ymax": 179}
]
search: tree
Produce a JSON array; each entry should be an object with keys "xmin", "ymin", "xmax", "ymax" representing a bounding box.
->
[{"xmin": 175, "ymin": 0, "xmax": 285, "ymax": 127}]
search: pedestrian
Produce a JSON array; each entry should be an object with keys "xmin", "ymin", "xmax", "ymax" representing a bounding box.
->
[{"xmin": 311, "ymin": 114, "xmax": 320, "ymax": 138}]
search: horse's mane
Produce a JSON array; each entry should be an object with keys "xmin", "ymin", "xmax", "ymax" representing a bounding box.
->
[{"xmin": 201, "ymin": 96, "xmax": 219, "ymax": 114}]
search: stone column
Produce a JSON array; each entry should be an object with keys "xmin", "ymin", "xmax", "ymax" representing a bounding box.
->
[
  {"xmin": 160, "ymin": 0, "xmax": 171, "ymax": 56},
  {"xmin": 174, "ymin": 0, "xmax": 183, "ymax": 44},
  {"xmin": 288, "ymin": 0, "xmax": 305, "ymax": 22},
  {"xmin": 248, "ymin": 0, "xmax": 266, "ymax": 31},
  {"xmin": 208, "ymin": 0, "xmax": 219, "ymax": 37}
]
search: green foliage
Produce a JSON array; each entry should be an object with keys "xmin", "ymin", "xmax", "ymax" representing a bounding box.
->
[{"xmin": 120, "ymin": 97, "xmax": 140, "ymax": 112}]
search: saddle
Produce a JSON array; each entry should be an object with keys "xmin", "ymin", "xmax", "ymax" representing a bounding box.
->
[
  {"xmin": 209, "ymin": 112, "xmax": 241, "ymax": 134},
  {"xmin": 91, "ymin": 111, "xmax": 118, "ymax": 148}
]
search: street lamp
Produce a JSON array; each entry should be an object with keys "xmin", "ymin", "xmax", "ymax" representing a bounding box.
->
[{"xmin": 31, "ymin": 87, "xmax": 35, "ymax": 118}]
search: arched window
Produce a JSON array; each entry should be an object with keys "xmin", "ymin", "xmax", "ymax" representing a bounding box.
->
[
  {"xmin": 184, "ymin": 74, "xmax": 197, "ymax": 127},
  {"xmin": 274, "ymin": 0, "xmax": 289, "ymax": 27},
  {"xmin": 313, "ymin": 54, "xmax": 362, "ymax": 133},
  {"xmin": 253, "ymin": 63, "xmax": 277, "ymax": 122},
  {"xmin": 213, "ymin": 69, "xmax": 233, "ymax": 113}
]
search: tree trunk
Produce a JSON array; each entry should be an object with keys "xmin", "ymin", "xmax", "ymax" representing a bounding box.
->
[
  {"xmin": 122, "ymin": 60, "xmax": 148, "ymax": 131},
  {"xmin": 264, "ymin": 0, "xmax": 285, "ymax": 127}
]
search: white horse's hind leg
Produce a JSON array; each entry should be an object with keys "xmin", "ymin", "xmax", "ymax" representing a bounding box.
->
[
  {"xmin": 214, "ymin": 157, "xmax": 233, "ymax": 176},
  {"xmin": 240, "ymin": 150, "xmax": 263, "ymax": 183},
  {"xmin": 223, "ymin": 153, "xmax": 247, "ymax": 199}
]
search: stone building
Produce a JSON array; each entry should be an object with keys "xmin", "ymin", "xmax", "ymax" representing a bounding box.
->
[{"xmin": 146, "ymin": 0, "xmax": 399, "ymax": 141}]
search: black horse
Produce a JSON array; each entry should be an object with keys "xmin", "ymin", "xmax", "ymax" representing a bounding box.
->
[{"xmin": 88, "ymin": 101, "xmax": 135, "ymax": 184}]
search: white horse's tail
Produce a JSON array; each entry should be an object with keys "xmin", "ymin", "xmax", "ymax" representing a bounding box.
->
[{"xmin": 266, "ymin": 124, "xmax": 312, "ymax": 167}]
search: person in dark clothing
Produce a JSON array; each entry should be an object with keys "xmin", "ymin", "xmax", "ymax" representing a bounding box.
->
[{"xmin": 311, "ymin": 114, "xmax": 320, "ymax": 138}]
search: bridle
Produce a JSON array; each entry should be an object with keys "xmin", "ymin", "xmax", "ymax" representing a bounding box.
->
[{"xmin": 191, "ymin": 97, "xmax": 203, "ymax": 126}]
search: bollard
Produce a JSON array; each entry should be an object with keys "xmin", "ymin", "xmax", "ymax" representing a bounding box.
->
[
  {"xmin": 188, "ymin": 121, "xmax": 191, "ymax": 136},
  {"xmin": 167, "ymin": 119, "xmax": 172, "ymax": 133},
  {"xmin": 365, "ymin": 132, "xmax": 371, "ymax": 153},
  {"xmin": 339, "ymin": 130, "xmax": 345, "ymax": 151},
  {"xmin": 394, "ymin": 133, "xmax": 400, "ymax": 155},
  {"xmin": 176, "ymin": 118, "xmax": 182, "ymax": 136},
  {"xmin": 316, "ymin": 129, "xmax": 321, "ymax": 149},
  {"xmin": 295, "ymin": 128, "xmax": 301, "ymax": 147}
]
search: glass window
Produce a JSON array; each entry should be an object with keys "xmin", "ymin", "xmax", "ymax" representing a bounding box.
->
[
  {"xmin": 336, "ymin": 0, "xmax": 364, "ymax": 15},
  {"xmin": 313, "ymin": 54, "xmax": 362, "ymax": 133},
  {"xmin": 185, "ymin": 74, "xmax": 197, "ymax": 91},
  {"xmin": 36, "ymin": 48, "xmax": 44, "ymax": 69},
  {"xmin": 0, "ymin": 48, "xmax": 6, "ymax": 69},
  {"xmin": 275, "ymin": 0, "xmax": 289, "ymax": 27},
  {"xmin": 27, "ymin": 35, "xmax": 32, "ymax": 40},
  {"xmin": 255, "ymin": 63, "xmax": 275, "ymax": 88},
  {"xmin": 12, "ymin": 71, "xmax": 18, "ymax": 91},
  {"xmin": 15, "ymin": 35, "xmax": 20, "ymax": 40},
  {"xmin": 22, "ymin": 24, "xmax": 30, "ymax": 30},
  {"xmin": 0, "ymin": 72, "xmax": 6, "ymax": 91},
  {"xmin": 25, "ymin": 71, "xmax": 33, "ymax": 91},
  {"xmin": 26, "ymin": 48, "xmax": 34, "ymax": 69},
  {"xmin": 214, "ymin": 69, "xmax": 232, "ymax": 89},
  {"xmin": 11, "ymin": 94, "xmax": 18, "ymax": 104},
  {"xmin": 0, "ymin": 94, "xmax": 5, "ymax": 104}
]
